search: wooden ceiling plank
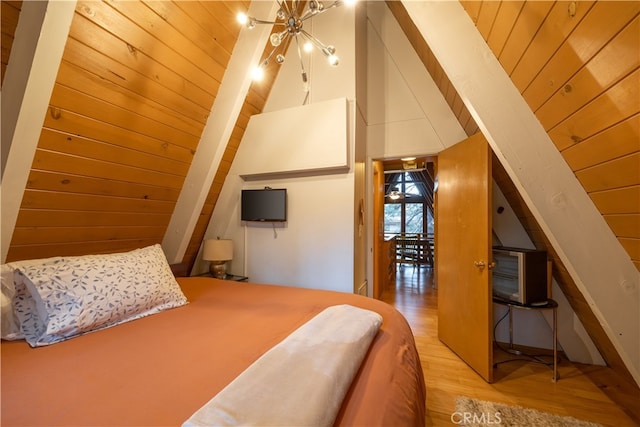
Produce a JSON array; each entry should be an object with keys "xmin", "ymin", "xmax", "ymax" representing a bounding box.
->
[
  {"xmin": 576, "ymin": 152, "xmax": 640, "ymax": 193},
  {"xmin": 486, "ymin": 1, "xmax": 524, "ymax": 58},
  {"xmin": 142, "ymin": 1, "xmax": 235, "ymax": 64},
  {"xmin": 31, "ymin": 149, "xmax": 186, "ymax": 191},
  {"xmin": 497, "ymin": 1, "xmax": 554, "ymax": 75},
  {"xmin": 172, "ymin": 1, "xmax": 238, "ymax": 56},
  {"xmin": 68, "ymin": 15, "xmax": 217, "ymax": 113},
  {"xmin": 56, "ymin": 60, "xmax": 204, "ymax": 138},
  {"xmin": 20, "ymin": 189, "xmax": 176, "ymax": 214},
  {"xmin": 63, "ymin": 35, "xmax": 213, "ymax": 125},
  {"xmin": 26, "ymin": 170, "xmax": 181, "ymax": 202},
  {"xmin": 206, "ymin": 1, "xmax": 248, "ymax": 39},
  {"xmin": 590, "ymin": 186, "xmax": 640, "ymax": 215},
  {"xmin": 511, "ymin": 1, "xmax": 596, "ymax": 93},
  {"xmin": 537, "ymin": 16, "xmax": 640, "ymax": 130},
  {"xmin": 605, "ymin": 214, "xmax": 640, "ymax": 239},
  {"xmin": 43, "ymin": 110, "xmax": 195, "ymax": 164},
  {"xmin": 562, "ymin": 114, "xmax": 639, "ymax": 172},
  {"xmin": 103, "ymin": 0, "xmax": 226, "ymax": 83},
  {"xmin": 619, "ymin": 237, "xmax": 640, "ymax": 262},
  {"xmin": 14, "ymin": 210, "xmax": 170, "ymax": 228},
  {"xmin": 475, "ymin": 0, "xmax": 500, "ymax": 41},
  {"xmin": 74, "ymin": 0, "xmax": 219, "ymax": 96},
  {"xmin": 11, "ymin": 225, "xmax": 167, "ymax": 246},
  {"xmin": 50, "ymin": 83, "xmax": 200, "ymax": 153},
  {"xmin": 548, "ymin": 69, "xmax": 640, "ymax": 151},
  {"xmin": 38, "ymin": 128, "xmax": 190, "ymax": 177},
  {"xmin": 524, "ymin": 1, "xmax": 640, "ymax": 112},
  {"xmin": 6, "ymin": 239, "xmax": 161, "ymax": 262},
  {"xmin": 459, "ymin": 1, "xmax": 481, "ymax": 25}
]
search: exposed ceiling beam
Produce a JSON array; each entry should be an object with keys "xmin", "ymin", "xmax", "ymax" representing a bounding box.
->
[{"xmin": 1, "ymin": 0, "xmax": 76, "ymax": 263}]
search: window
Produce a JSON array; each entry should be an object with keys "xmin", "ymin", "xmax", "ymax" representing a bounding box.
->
[{"xmin": 383, "ymin": 171, "xmax": 434, "ymax": 235}]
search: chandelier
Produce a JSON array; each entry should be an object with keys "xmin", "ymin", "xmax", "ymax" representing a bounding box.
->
[{"xmin": 237, "ymin": 0, "xmax": 355, "ymax": 93}]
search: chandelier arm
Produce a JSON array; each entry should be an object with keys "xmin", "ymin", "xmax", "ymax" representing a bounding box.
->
[
  {"xmin": 261, "ymin": 37, "xmax": 287, "ymax": 67},
  {"xmin": 300, "ymin": 29, "xmax": 330, "ymax": 55},
  {"xmin": 294, "ymin": 33, "xmax": 310, "ymax": 89},
  {"xmin": 252, "ymin": 18, "xmax": 286, "ymax": 26},
  {"xmin": 276, "ymin": 0, "xmax": 292, "ymax": 17},
  {"xmin": 300, "ymin": 1, "xmax": 343, "ymax": 21}
]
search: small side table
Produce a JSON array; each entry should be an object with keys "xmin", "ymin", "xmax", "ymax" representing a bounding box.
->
[
  {"xmin": 196, "ymin": 272, "xmax": 248, "ymax": 282},
  {"xmin": 493, "ymin": 297, "xmax": 559, "ymax": 382},
  {"xmin": 222, "ymin": 274, "xmax": 248, "ymax": 282}
]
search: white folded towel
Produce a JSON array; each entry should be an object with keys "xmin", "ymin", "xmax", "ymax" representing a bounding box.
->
[{"xmin": 183, "ymin": 304, "xmax": 382, "ymax": 427}]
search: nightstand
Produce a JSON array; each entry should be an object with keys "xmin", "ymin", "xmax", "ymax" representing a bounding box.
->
[
  {"xmin": 221, "ymin": 274, "xmax": 248, "ymax": 282},
  {"xmin": 196, "ymin": 272, "xmax": 248, "ymax": 282}
]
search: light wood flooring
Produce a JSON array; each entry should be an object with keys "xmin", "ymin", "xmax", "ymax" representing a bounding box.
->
[{"xmin": 380, "ymin": 264, "xmax": 640, "ymax": 427}]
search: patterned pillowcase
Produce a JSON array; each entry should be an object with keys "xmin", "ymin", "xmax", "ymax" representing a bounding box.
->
[
  {"xmin": 13, "ymin": 244, "xmax": 187, "ymax": 347},
  {"xmin": 2, "ymin": 256, "xmax": 61, "ymax": 341}
]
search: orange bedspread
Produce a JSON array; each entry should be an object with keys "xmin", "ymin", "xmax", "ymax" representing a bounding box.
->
[{"xmin": 2, "ymin": 278, "xmax": 425, "ymax": 426}]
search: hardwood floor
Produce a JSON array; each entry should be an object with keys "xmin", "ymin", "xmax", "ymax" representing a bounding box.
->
[{"xmin": 380, "ymin": 264, "xmax": 639, "ymax": 427}]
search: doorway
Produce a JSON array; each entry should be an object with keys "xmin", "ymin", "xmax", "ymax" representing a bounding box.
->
[{"xmin": 372, "ymin": 156, "xmax": 437, "ymax": 298}]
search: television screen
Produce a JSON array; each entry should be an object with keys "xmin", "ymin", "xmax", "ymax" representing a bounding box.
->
[{"xmin": 241, "ymin": 188, "xmax": 287, "ymax": 222}]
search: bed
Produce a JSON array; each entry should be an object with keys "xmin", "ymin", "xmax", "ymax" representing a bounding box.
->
[{"xmin": 1, "ymin": 245, "xmax": 426, "ymax": 426}]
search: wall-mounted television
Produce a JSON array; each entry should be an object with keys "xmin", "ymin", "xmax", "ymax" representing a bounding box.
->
[{"xmin": 241, "ymin": 188, "xmax": 287, "ymax": 222}]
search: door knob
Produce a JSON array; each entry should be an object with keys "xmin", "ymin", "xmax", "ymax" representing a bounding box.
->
[{"xmin": 474, "ymin": 261, "xmax": 496, "ymax": 270}]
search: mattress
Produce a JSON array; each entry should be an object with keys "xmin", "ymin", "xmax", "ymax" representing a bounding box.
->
[{"xmin": 1, "ymin": 277, "xmax": 425, "ymax": 426}]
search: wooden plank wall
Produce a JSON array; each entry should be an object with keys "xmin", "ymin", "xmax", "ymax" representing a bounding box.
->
[
  {"xmin": 5, "ymin": 1, "xmax": 249, "ymax": 262},
  {"xmin": 0, "ymin": 0, "xmax": 22, "ymax": 86},
  {"xmin": 459, "ymin": 0, "xmax": 640, "ymax": 271}
]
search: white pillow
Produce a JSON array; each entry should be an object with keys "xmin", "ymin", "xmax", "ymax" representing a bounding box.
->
[
  {"xmin": 14, "ymin": 244, "xmax": 187, "ymax": 347},
  {"xmin": 1, "ymin": 264, "xmax": 22, "ymax": 340}
]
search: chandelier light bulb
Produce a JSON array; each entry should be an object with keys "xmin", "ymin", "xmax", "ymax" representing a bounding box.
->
[
  {"xmin": 251, "ymin": 66, "xmax": 265, "ymax": 81},
  {"xmin": 270, "ymin": 33, "xmax": 281, "ymax": 47},
  {"xmin": 238, "ymin": 0, "xmax": 348, "ymax": 92},
  {"xmin": 303, "ymin": 41, "xmax": 313, "ymax": 53},
  {"xmin": 236, "ymin": 12, "xmax": 248, "ymax": 25}
]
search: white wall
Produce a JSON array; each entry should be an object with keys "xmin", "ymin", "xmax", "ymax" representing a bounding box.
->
[
  {"xmin": 243, "ymin": 175, "xmax": 354, "ymax": 292},
  {"xmin": 198, "ymin": 4, "xmax": 359, "ymax": 294}
]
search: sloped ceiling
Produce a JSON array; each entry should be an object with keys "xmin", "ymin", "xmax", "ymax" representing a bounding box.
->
[{"xmin": 1, "ymin": 0, "xmax": 638, "ymax": 408}]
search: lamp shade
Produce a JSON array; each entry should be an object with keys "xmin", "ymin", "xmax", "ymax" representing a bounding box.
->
[{"xmin": 202, "ymin": 239, "xmax": 233, "ymax": 261}]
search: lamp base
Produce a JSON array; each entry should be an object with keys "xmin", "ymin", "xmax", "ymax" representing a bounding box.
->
[{"xmin": 209, "ymin": 261, "xmax": 227, "ymax": 279}]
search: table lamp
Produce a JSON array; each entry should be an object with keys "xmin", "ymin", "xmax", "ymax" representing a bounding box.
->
[{"xmin": 202, "ymin": 239, "xmax": 233, "ymax": 279}]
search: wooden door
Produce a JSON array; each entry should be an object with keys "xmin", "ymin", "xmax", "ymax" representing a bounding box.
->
[{"xmin": 436, "ymin": 133, "xmax": 493, "ymax": 382}]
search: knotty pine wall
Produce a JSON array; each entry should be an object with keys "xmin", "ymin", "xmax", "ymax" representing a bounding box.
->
[
  {"xmin": 1, "ymin": 0, "xmax": 21, "ymax": 86},
  {"xmin": 460, "ymin": 0, "xmax": 639, "ymax": 271},
  {"xmin": 2, "ymin": 0, "xmax": 268, "ymax": 265}
]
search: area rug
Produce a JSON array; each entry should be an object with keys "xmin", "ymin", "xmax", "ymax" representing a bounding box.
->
[{"xmin": 454, "ymin": 396, "xmax": 603, "ymax": 427}]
